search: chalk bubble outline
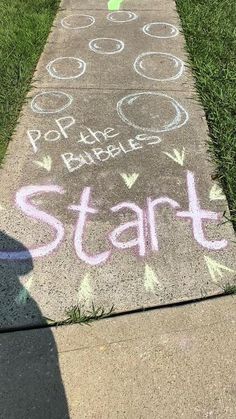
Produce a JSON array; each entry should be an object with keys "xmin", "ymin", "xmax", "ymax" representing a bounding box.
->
[
  {"xmin": 134, "ymin": 52, "xmax": 184, "ymax": 81},
  {"xmin": 61, "ymin": 14, "xmax": 95, "ymax": 29},
  {"xmin": 89, "ymin": 38, "xmax": 124, "ymax": 55},
  {"xmin": 143, "ymin": 22, "xmax": 179, "ymax": 38},
  {"xmin": 46, "ymin": 57, "xmax": 86, "ymax": 80},
  {"xmin": 107, "ymin": 11, "xmax": 138, "ymax": 23},
  {"xmin": 31, "ymin": 91, "xmax": 73, "ymax": 114},
  {"xmin": 117, "ymin": 92, "xmax": 189, "ymax": 133}
]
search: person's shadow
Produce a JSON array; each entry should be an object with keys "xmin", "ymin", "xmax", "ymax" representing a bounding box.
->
[{"xmin": 0, "ymin": 231, "xmax": 69, "ymax": 418}]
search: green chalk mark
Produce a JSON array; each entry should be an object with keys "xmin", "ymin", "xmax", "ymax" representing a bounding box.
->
[
  {"xmin": 15, "ymin": 277, "xmax": 33, "ymax": 305},
  {"xmin": 108, "ymin": 0, "xmax": 124, "ymax": 11},
  {"xmin": 15, "ymin": 288, "xmax": 29, "ymax": 305}
]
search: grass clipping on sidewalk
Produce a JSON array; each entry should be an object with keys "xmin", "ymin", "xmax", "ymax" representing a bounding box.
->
[
  {"xmin": 0, "ymin": 0, "xmax": 60, "ymax": 163},
  {"xmin": 176, "ymin": 0, "xmax": 236, "ymax": 223}
]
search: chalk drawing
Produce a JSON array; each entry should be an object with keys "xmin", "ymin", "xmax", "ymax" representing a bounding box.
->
[
  {"xmin": 61, "ymin": 133, "xmax": 161, "ymax": 173},
  {"xmin": 204, "ymin": 256, "xmax": 234, "ymax": 283},
  {"xmin": 120, "ymin": 173, "xmax": 139, "ymax": 189},
  {"xmin": 28, "ymin": 123, "xmax": 161, "ymax": 162},
  {"xmin": 147, "ymin": 197, "xmax": 180, "ymax": 252},
  {"xmin": 177, "ymin": 171, "xmax": 228, "ymax": 250},
  {"xmin": 61, "ymin": 14, "xmax": 95, "ymax": 29},
  {"xmin": 209, "ymin": 184, "xmax": 226, "ymax": 201},
  {"xmin": 2, "ymin": 171, "xmax": 227, "ymax": 262},
  {"xmin": 46, "ymin": 57, "xmax": 86, "ymax": 80},
  {"xmin": 134, "ymin": 52, "xmax": 184, "ymax": 82},
  {"xmin": 163, "ymin": 148, "xmax": 185, "ymax": 166},
  {"xmin": 108, "ymin": 0, "xmax": 124, "ymax": 11},
  {"xmin": 78, "ymin": 273, "xmax": 92, "ymax": 302},
  {"xmin": 110, "ymin": 202, "xmax": 146, "ymax": 256},
  {"xmin": 144, "ymin": 264, "xmax": 162, "ymax": 293},
  {"xmin": 0, "ymin": 185, "xmax": 65, "ymax": 260},
  {"xmin": 69, "ymin": 187, "xmax": 111, "ymax": 266},
  {"xmin": 34, "ymin": 156, "xmax": 52, "ymax": 172},
  {"xmin": 107, "ymin": 11, "xmax": 137, "ymax": 22},
  {"xmin": 15, "ymin": 277, "xmax": 33, "ymax": 305},
  {"xmin": 28, "ymin": 116, "xmax": 76, "ymax": 153},
  {"xmin": 31, "ymin": 91, "xmax": 73, "ymax": 114},
  {"xmin": 28, "ymin": 129, "xmax": 59, "ymax": 153},
  {"xmin": 117, "ymin": 92, "xmax": 189, "ymax": 133},
  {"xmin": 143, "ymin": 22, "xmax": 179, "ymax": 38},
  {"xmin": 89, "ymin": 38, "xmax": 124, "ymax": 55}
]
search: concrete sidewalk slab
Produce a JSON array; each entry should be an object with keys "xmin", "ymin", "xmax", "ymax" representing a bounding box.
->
[
  {"xmin": 1, "ymin": 296, "xmax": 236, "ymax": 418},
  {"xmin": 61, "ymin": 0, "xmax": 176, "ymax": 12},
  {"xmin": 35, "ymin": 10, "xmax": 193, "ymax": 92},
  {"xmin": 0, "ymin": 85, "xmax": 235, "ymax": 328},
  {"xmin": 0, "ymin": 0, "xmax": 235, "ymax": 330}
]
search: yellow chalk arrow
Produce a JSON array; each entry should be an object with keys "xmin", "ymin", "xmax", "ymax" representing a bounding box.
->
[
  {"xmin": 43, "ymin": 317, "xmax": 55, "ymax": 325},
  {"xmin": 163, "ymin": 147, "xmax": 185, "ymax": 166},
  {"xmin": 34, "ymin": 155, "xmax": 52, "ymax": 172},
  {"xmin": 204, "ymin": 256, "xmax": 234, "ymax": 283},
  {"xmin": 15, "ymin": 277, "xmax": 33, "ymax": 305},
  {"xmin": 78, "ymin": 273, "xmax": 92, "ymax": 302},
  {"xmin": 209, "ymin": 184, "xmax": 226, "ymax": 201},
  {"xmin": 120, "ymin": 173, "xmax": 139, "ymax": 189},
  {"xmin": 144, "ymin": 264, "xmax": 162, "ymax": 293}
]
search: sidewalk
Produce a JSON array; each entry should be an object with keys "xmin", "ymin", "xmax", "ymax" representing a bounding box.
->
[
  {"xmin": 0, "ymin": 0, "xmax": 236, "ymax": 417},
  {"xmin": 0, "ymin": 0, "xmax": 235, "ymax": 330},
  {"xmin": 1, "ymin": 296, "xmax": 236, "ymax": 418}
]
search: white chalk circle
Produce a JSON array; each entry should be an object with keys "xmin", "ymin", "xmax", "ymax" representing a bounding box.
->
[
  {"xmin": 107, "ymin": 11, "xmax": 137, "ymax": 23},
  {"xmin": 117, "ymin": 92, "xmax": 188, "ymax": 133},
  {"xmin": 61, "ymin": 14, "xmax": 95, "ymax": 29},
  {"xmin": 31, "ymin": 91, "xmax": 73, "ymax": 114},
  {"xmin": 46, "ymin": 57, "xmax": 86, "ymax": 80},
  {"xmin": 143, "ymin": 22, "xmax": 179, "ymax": 38},
  {"xmin": 134, "ymin": 52, "xmax": 184, "ymax": 81},
  {"xmin": 89, "ymin": 38, "xmax": 124, "ymax": 55}
]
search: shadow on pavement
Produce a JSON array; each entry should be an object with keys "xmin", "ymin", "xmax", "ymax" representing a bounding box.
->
[{"xmin": 0, "ymin": 231, "xmax": 69, "ymax": 418}]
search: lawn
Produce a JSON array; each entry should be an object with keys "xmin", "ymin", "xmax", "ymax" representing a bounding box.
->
[
  {"xmin": 0, "ymin": 0, "xmax": 60, "ymax": 163},
  {"xmin": 176, "ymin": 0, "xmax": 236, "ymax": 223}
]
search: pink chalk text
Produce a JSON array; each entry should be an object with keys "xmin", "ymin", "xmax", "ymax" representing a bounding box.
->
[{"xmin": 0, "ymin": 172, "xmax": 227, "ymax": 263}]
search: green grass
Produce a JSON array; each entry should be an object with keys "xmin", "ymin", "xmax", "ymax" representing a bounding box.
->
[
  {"xmin": 0, "ymin": 0, "xmax": 60, "ymax": 163},
  {"xmin": 61, "ymin": 303, "xmax": 115, "ymax": 325},
  {"xmin": 222, "ymin": 282, "xmax": 236, "ymax": 295},
  {"xmin": 176, "ymin": 0, "xmax": 236, "ymax": 223},
  {"xmin": 44, "ymin": 304, "xmax": 115, "ymax": 326}
]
